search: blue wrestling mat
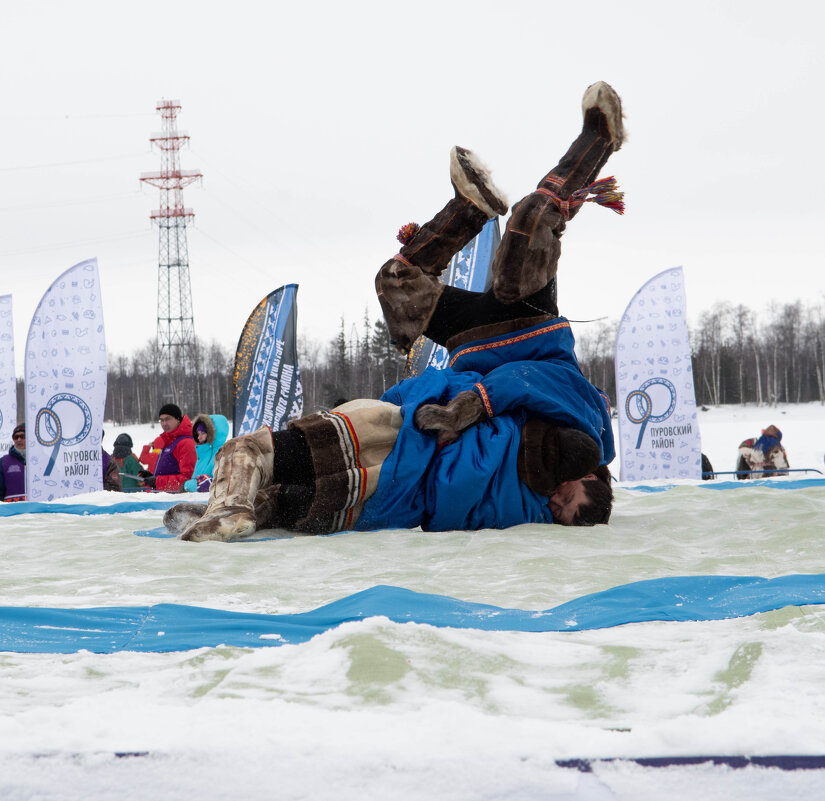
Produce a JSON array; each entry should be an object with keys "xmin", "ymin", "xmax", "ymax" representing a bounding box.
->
[
  {"xmin": 134, "ymin": 525, "xmax": 291, "ymax": 542},
  {"xmin": 3, "ymin": 573, "xmax": 825, "ymax": 654},
  {"xmin": 0, "ymin": 500, "xmax": 204, "ymax": 517},
  {"xmin": 3, "ymin": 478, "xmax": 823, "ymax": 516},
  {"xmin": 626, "ymin": 477, "xmax": 825, "ymax": 493}
]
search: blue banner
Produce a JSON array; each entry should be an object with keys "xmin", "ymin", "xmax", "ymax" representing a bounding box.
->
[
  {"xmin": 233, "ymin": 284, "xmax": 303, "ymax": 436},
  {"xmin": 406, "ymin": 217, "xmax": 500, "ymax": 376}
]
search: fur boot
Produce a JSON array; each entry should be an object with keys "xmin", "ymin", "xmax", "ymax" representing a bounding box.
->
[
  {"xmin": 163, "ymin": 502, "xmax": 207, "ymax": 534},
  {"xmin": 253, "ymin": 484, "xmax": 282, "ymax": 530},
  {"xmin": 180, "ymin": 427, "xmax": 274, "ymax": 542},
  {"xmin": 491, "ymin": 81, "xmax": 625, "ymax": 305},
  {"xmin": 376, "ymin": 147, "xmax": 508, "ymax": 353}
]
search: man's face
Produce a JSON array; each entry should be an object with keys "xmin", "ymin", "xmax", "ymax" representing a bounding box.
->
[
  {"xmin": 548, "ymin": 474, "xmax": 596, "ymax": 525},
  {"xmin": 12, "ymin": 431, "xmax": 25, "ymax": 450},
  {"xmin": 159, "ymin": 414, "xmax": 178, "ymax": 433}
]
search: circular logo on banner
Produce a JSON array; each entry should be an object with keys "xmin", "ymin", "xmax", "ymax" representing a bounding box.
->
[
  {"xmin": 35, "ymin": 393, "xmax": 93, "ymax": 476},
  {"xmin": 625, "ymin": 377, "xmax": 677, "ymax": 449}
]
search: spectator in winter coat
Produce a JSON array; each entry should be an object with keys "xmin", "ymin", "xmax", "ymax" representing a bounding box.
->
[
  {"xmin": 166, "ymin": 80, "xmax": 623, "ymax": 542},
  {"xmin": 184, "ymin": 413, "xmax": 230, "ymax": 493},
  {"xmin": 736, "ymin": 425, "xmax": 789, "ymax": 479},
  {"xmin": 101, "ymin": 431, "xmax": 122, "ymax": 492},
  {"xmin": 143, "ymin": 404, "xmax": 197, "ymax": 492},
  {"xmin": 0, "ymin": 423, "xmax": 27, "ymax": 502},
  {"xmin": 112, "ymin": 433, "xmax": 144, "ymax": 491}
]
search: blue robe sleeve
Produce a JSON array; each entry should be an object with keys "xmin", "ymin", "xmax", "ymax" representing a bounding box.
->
[{"xmin": 470, "ymin": 360, "xmax": 614, "ymax": 464}]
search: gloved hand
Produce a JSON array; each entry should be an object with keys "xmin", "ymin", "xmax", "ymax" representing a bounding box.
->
[
  {"xmin": 143, "ymin": 475, "xmax": 157, "ymax": 489},
  {"xmin": 414, "ymin": 390, "xmax": 486, "ymax": 446}
]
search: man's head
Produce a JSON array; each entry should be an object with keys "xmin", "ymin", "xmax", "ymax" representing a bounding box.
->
[
  {"xmin": 548, "ymin": 465, "xmax": 613, "ymax": 526},
  {"xmin": 12, "ymin": 423, "xmax": 25, "ymax": 451},
  {"xmin": 158, "ymin": 403, "xmax": 183, "ymax": 433}
]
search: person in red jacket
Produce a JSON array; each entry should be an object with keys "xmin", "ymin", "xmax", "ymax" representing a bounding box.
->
[{"xmin": 143, "ymin": 404, "xmax": 197, "ymax": 492}]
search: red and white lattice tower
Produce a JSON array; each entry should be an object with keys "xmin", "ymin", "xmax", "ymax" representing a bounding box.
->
[{"xmin": 140, "ymin": 99, "xmax": 202, "ymax": 366}]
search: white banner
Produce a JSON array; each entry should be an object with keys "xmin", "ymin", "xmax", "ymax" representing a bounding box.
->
[
  {"xmin": 614, "ymin": 266, "xmax": 702, "ymax": 481},
  {"xmin": 25, "ymin": 258, "xmax": 107, "ymax": 501},
  {"xmin": 0, "ymin": 294, "xmax": 15, "ymax": 453}
]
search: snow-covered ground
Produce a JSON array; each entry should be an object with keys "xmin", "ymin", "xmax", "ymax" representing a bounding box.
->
[{"xmin": 2, "ymin": 403, "xmax": 825, "ymax": 800}]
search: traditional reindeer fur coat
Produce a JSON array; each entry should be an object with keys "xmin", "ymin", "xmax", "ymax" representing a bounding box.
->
[
  {"xmin": 736, "ymin": 426, "xmax": 789, "ymax": 479},
  {"xmin": 289, "ymin": 315, "xmax": 613, "ymax": 533}
]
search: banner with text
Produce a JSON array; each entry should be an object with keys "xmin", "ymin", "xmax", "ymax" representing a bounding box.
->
[
  {"xmin": 25, "ymin": 258, "xmax": 107, "ymax": 501},
  {"xmin": 614, "ymin": 266, "xmax": 702, "ymax": 481},
  {"xmin": 406, "ymin": 217, "xmax": 501, "ymax": 376},
  {"xmin": 0, "ymin": 294, "xmax": 15, "ymax": 453},
  {"xmin": 233, "ymin": 283, "xmax": 303, "ymax": 436}
]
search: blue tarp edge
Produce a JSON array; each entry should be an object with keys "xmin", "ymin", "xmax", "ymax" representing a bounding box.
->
[{"xmin": 3, "ymin": 573, "xmax": 824, "ymax": 654}]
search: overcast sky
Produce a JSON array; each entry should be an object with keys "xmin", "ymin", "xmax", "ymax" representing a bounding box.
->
[{"xmin": 3, "ymin": 0, "xmax": 824, "ymax": 375}]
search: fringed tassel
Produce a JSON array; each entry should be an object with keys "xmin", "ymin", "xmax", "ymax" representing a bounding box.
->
[
  {"xmin": 396, "ymin": 222, "xmax": 420, "ymax": 245},
  {"xmin": 570, "ymin": 176, "xmax": 625, "ymax": 215}
]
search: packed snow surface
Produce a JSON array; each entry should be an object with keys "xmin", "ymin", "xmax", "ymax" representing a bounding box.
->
[{"xmin": 2, "ymin": 404, "xmax": 825, "ymax": 800}]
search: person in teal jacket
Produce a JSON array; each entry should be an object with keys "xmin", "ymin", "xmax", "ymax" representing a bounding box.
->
[{"xmin": 184, "ymin": 414, "xmax": 230, "ymax": 492}]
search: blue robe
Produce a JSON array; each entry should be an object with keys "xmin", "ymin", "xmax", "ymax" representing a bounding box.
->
[{"xmin": 356, "ymin": 317, "xmax": 613, "ymax": 532}]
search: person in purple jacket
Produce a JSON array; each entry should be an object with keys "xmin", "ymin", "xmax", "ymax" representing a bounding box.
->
[{"xmin": 0, "ymin": 423, "xmax": 27, "ymax": 502}]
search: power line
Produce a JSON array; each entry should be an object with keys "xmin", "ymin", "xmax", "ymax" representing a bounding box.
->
[
  {"xmin": 0, "ymin": 230, "xmax": 149, "ymax": 258},
  {"xmin": 0, "ymin": 190, "xmax": 143, "ymax": 213},
  {"xmin": 190, "ymin": 148, "xmax": 321, "ymax": 264},
  {"xmin": 0, "ymin": 112, "xmax": 154, "ymax": 121},
  {"xmin": 0, "ymin": 151, "xmax": 148, "ymax": 172}
]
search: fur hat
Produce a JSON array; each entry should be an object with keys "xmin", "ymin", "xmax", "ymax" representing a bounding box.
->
[
  {"xmin": 12, "ymin": 423, "xmax": 25, "ymax": 439},
  {"xmin": 158, "ymin": 403, "xmax": 183, "ymax": 422}
]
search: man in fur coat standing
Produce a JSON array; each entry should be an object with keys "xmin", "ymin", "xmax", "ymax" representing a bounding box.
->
[{"xmin": 168, "ymin": 81, "xmax": 624, "ymax": 542}]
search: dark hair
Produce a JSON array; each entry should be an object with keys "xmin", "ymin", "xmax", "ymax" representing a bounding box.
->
[{"xmin": 571, "ymin": 464, "xmax": 613, "ymax": 526}]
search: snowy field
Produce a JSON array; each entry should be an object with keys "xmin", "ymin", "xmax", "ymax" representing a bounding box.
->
[{"xmin": 2, "ymin": 403, "xmax": 825, "ymax": 800}]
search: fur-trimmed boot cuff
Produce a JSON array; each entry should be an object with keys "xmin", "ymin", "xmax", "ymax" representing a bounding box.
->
[
  {"xmin": 450, "ymin": 146, "xmax": 508, "ymax": 218},
  {"xmin": 581, "ymin": 81, "xmax": 625, "ymax": 150}
]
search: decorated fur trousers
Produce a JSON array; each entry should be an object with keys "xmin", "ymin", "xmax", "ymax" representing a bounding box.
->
[
  {"xmin": 376, "ymin": 81, "xmax": 626, "ymax": 352},
  {"xmin": 376, "ymin": 147, "xmax": 509, "ymax": 353},
  {"xmin": 491, "ymin": 81, "xmax": 625, "ymax": 304}
]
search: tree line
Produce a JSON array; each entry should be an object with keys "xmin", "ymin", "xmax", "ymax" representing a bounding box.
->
[
  {"xmin": 575, "ymin": 300, "xmax": 825, "ymax": 406},
  {"xmin": 18, "ymin": 299, "xmax": 814, "ymax": 430},
  {"xmin": 94, "ymin": 310, "xmax": 408, "ymax": 426}
]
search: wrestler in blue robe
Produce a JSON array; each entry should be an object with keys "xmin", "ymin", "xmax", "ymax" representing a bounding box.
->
[{"xmin": 356, "ymin": 317, "xmax": 614, "ymax": 532}]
